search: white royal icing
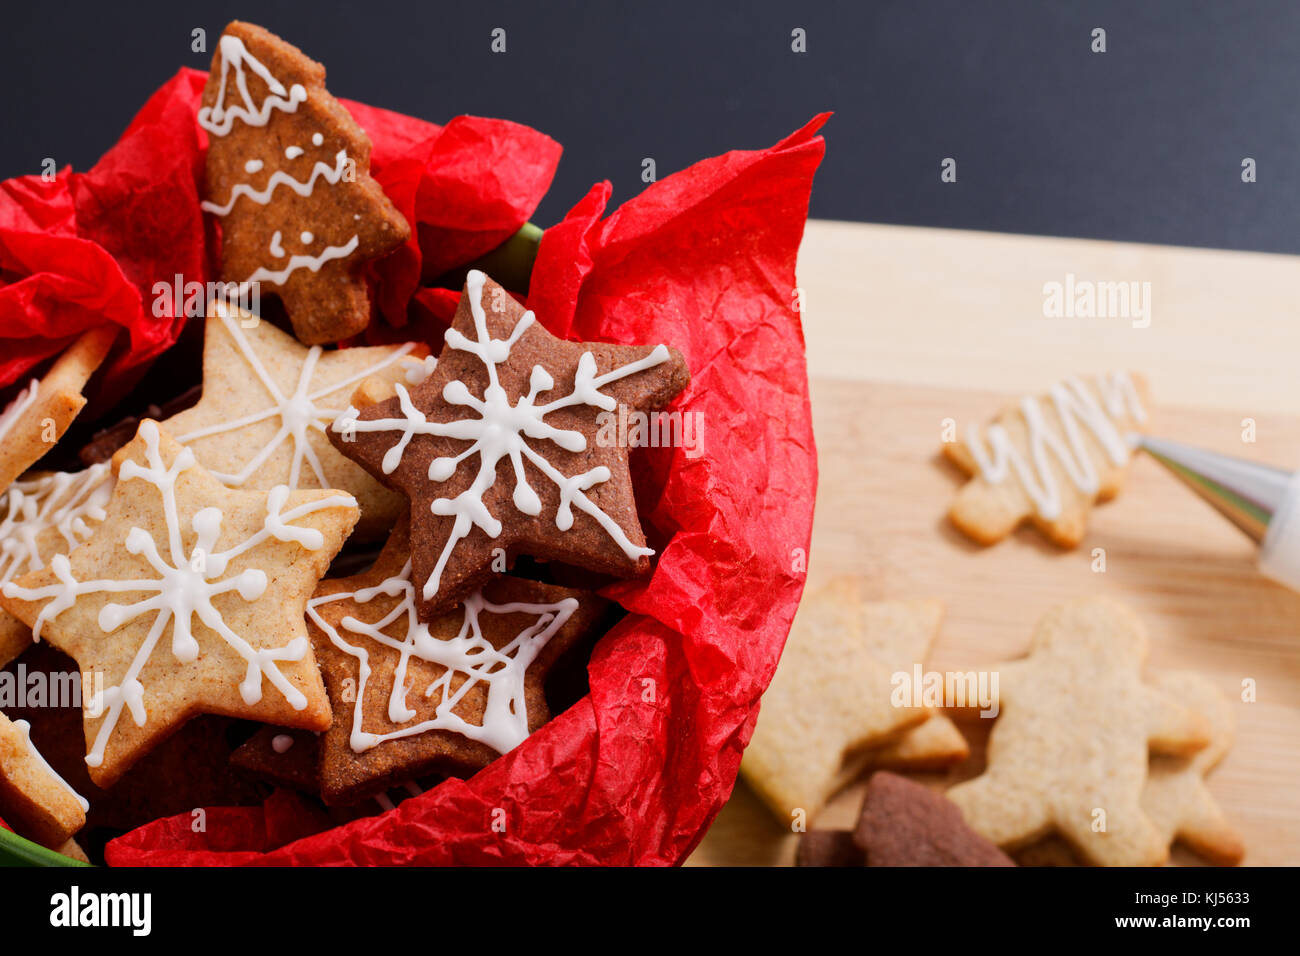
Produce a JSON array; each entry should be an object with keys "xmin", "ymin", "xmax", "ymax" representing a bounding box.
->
[
  {"xmin": 244, "ymin": 159, "xmax": 264, "ymax": 174},
  {"xmin": 13, "ymin": 718, "xmax": 89, "ymax": 812},
  {"xmin": 964, "ymin": 371, "xmax": 1148, "ymax": 521},
  {"xmin": 244, "ymin": 236, "xmax": 360, "ymax": 287},
  {"xmin": 0, "ymin": 464, "xmax": 113, "ymax": 587},
  {"xmin": 332, "ymin": 270, "xmax": 669, "ymax": 603},
  {"xmin": 197, "ymin": 35, "xmax": 306, "ymax": 136},
  {"xmin": 269, "ymin": 231, "xmax": 286, "ymax": 259},
  {"xmin": 0, "ymin": 379, "xmax": 40, "ymax": 443},
  {"xmin": 307, "ymin": 560, "xmax": 578, "ymax": 755},
  {"xmin": 1, "ymin": 421, "xmax": 357, "ymax": 769},
  {"xmin": 175, "ymin": 303, "xmax": 416, "ymax": 491},
  {"xmin": 271, "ymin": 733, "xmax": 294, "ymax": 754},
  {"xmin": 401, "ymin": 354, "xmax": 437, "ymax": 386},
  {"xmin": 201, "ymin": 150, "xmax": 353, "ymax": 217},
  {"xmin": 300, "ymin": 231, "xmax": 313, "ymax": 245},
  {"xmin": 197, "ymin": 33, "xmax": 360, "ymax": 289}
]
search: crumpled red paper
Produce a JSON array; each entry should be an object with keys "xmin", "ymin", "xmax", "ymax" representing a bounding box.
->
[
  {"xmin": 104, "ymin": 113, "xmax": 827, "ymax": 866},
  {"xmin": 0, "ymin": 67, "xmax": 559, "ymax": 391}
]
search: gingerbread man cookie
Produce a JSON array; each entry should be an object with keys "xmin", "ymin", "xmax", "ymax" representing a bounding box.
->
[{"xmin": 945, "ymin": 598, "xmax": 1210, "ymax": 866}]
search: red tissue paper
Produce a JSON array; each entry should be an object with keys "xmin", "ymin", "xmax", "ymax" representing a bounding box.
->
[
  {"xmin": 0, "ymin": 67, "xmax": 559, "ymax": 391},
  {"xmin": 105, "ymin": 113, "xmax": 827, "ymax": 866}
]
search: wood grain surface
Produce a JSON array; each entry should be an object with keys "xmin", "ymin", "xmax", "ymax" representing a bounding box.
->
[{"xmin": 686, "ymin": 220, "xmax": 1300, "ymax": 866}]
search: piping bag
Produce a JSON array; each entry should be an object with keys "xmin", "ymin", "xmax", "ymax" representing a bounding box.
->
[{"xmin": 1136, "ymin": 436, "xmax": 1300, "ymax": 592}]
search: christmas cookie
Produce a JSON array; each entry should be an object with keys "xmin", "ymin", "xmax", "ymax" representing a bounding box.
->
[
  {"xmin": 230, "ymin": 725, "xmax": 321, "ymax": 794},
  {"xmin": 0, "ymin": 463, "xmax": 114, "ymax": 669},
  {"xmin": 0, "ymin": 710, "xmax": 87, "ymax": 849},
  {"xmin": 330, "ymin": 270, "xmax": 690, "ymax": 617},
  {"xmin": 795, "ymin": 829, "xmax": 864, "ymax": 867},
  {"xmin": 853, "ymin": 771, "xmax": 1014, "ymax": 867},
  {"xmin": 1142, "ymin": 671, "xmax": 1244, "ymax": 865},
  {"xmin": 198, "ymin": 21, "xmax": 410, "ymax": 344},
  {"xmin": 0, "ymin": 420, "xmax": 357, "ymax": 786},
  {"xmin": 945, "ymin": 598, "xmax": 1211, "ymax": 866},
  {"xmin": 3, "ymin": 645, "xmax": 262, "ymax": 833},
  {"xmin": 0, "ymin": 325, "xmax": 117, "ymax": 492},
  {"xmin": 854, "ymin": 712, "xmax": 970, "ymax": 774},
  {"xmin": 307, "ymin": 517, "xmax": 606, "ymax": 804},
  {"xmin": 945, "ymin": 372, "xmax": 1148, "ymax": 547},
  {"xmin": 741, "ymin": 580, "xmax": 939, "ymax": 822},
  {"xmin": 161, "ymin": 301, "xmax": 426, "ymax": 539}
]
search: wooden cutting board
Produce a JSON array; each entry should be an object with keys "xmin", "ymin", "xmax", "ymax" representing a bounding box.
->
[{"xmin": 686, "ymin": 220, "xmax": 1300, "ymax": 866}]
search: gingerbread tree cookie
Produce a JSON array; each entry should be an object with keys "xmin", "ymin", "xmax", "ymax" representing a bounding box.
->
[
  {"xmin": 0, "ymin": 463, "xmax": 113, "ymax": 668},
  {"xmin": 307, "ymin": 517, "xmax": 606, "ymax": 804},
  {"xmin": 945, "ymin": 372, "xmax": 1149, "ymax": 547},
  {"xmin": 162, "ymin": 301, "xmax": 427, "ymax": 539},
  {"xmin": 198, "ymin": 21, "xmax": 409, "ymax": 344},
  {"xmin": 741, "ymin": 579, "xmax": 940, "ymax": 822},
  {"xmin": 330, "ymin": 270, "xmax": 690, "ymax": 617},
  {"xmin": 945, "ymin": 598, "xmax": 1210, "ymax": 866},
  {"xmin": 0, "ymin": 421, "xmax": 357, "ymax": 785}
]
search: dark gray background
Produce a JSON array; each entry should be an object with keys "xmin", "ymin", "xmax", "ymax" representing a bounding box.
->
[{"xmin": 2, "ymin": 0, "xmax": 1295, "ymax": 252}]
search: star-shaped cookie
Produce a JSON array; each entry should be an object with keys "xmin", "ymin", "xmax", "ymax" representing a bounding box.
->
[
  {"xmin": 0, "ymin": 464, "xmax": 114, "ymax": 669},
  {"xmin": 329, "ymin": 270, "xmax": 690, "ymax": 617},
  {"xmin": 945, "ymin": 598, "xmax": 1211, "ymax": 866},
  {"xmin": 945, "ymin": 372, "xmax": 1149, "ymax": 547},
  {"xmin": 162, "ymin": 301, "xmax": 427, "ymax": 540},
  {"xmin": 0, "ymin": 421, "xmax": 357, "ymax": 786},
  {"xmin": 741, "ymin": 579, "xmax": 940, "ymax": 822},
  {"xmin": 307, "ymin": 516, "xmax": 606, "ymax": 804}
]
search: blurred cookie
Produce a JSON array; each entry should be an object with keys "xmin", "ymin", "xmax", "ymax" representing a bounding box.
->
[
  {"xmin": 741, "ymin": 580, "xmax": 939, "ymax": 822},
  {"xmin": 945, "ymin": 372, "xmax": 1148, "ymax": 547},
  {"xmin": 946, "ymin": 598, "xmax": 1210, "ymax": 866},
  {"xmin": 854, "ymin": 772, "xmax": 1013, "ymax": 867}
]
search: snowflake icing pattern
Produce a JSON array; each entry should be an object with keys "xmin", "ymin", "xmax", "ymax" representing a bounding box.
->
[
  {"xmin": 333, "ymin": 269, "xmax": 669, "ymax": 602},
  {"xmin": 309, "ymin": 561, "xmax": 577, "ymax": 754},
  {"xmin": 176, "ymin": 304, "xmax": 416, "ymax": 490},
  {"xmin": 2, "ymin": 421, "xmax": 354, "ymax": 768}
]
